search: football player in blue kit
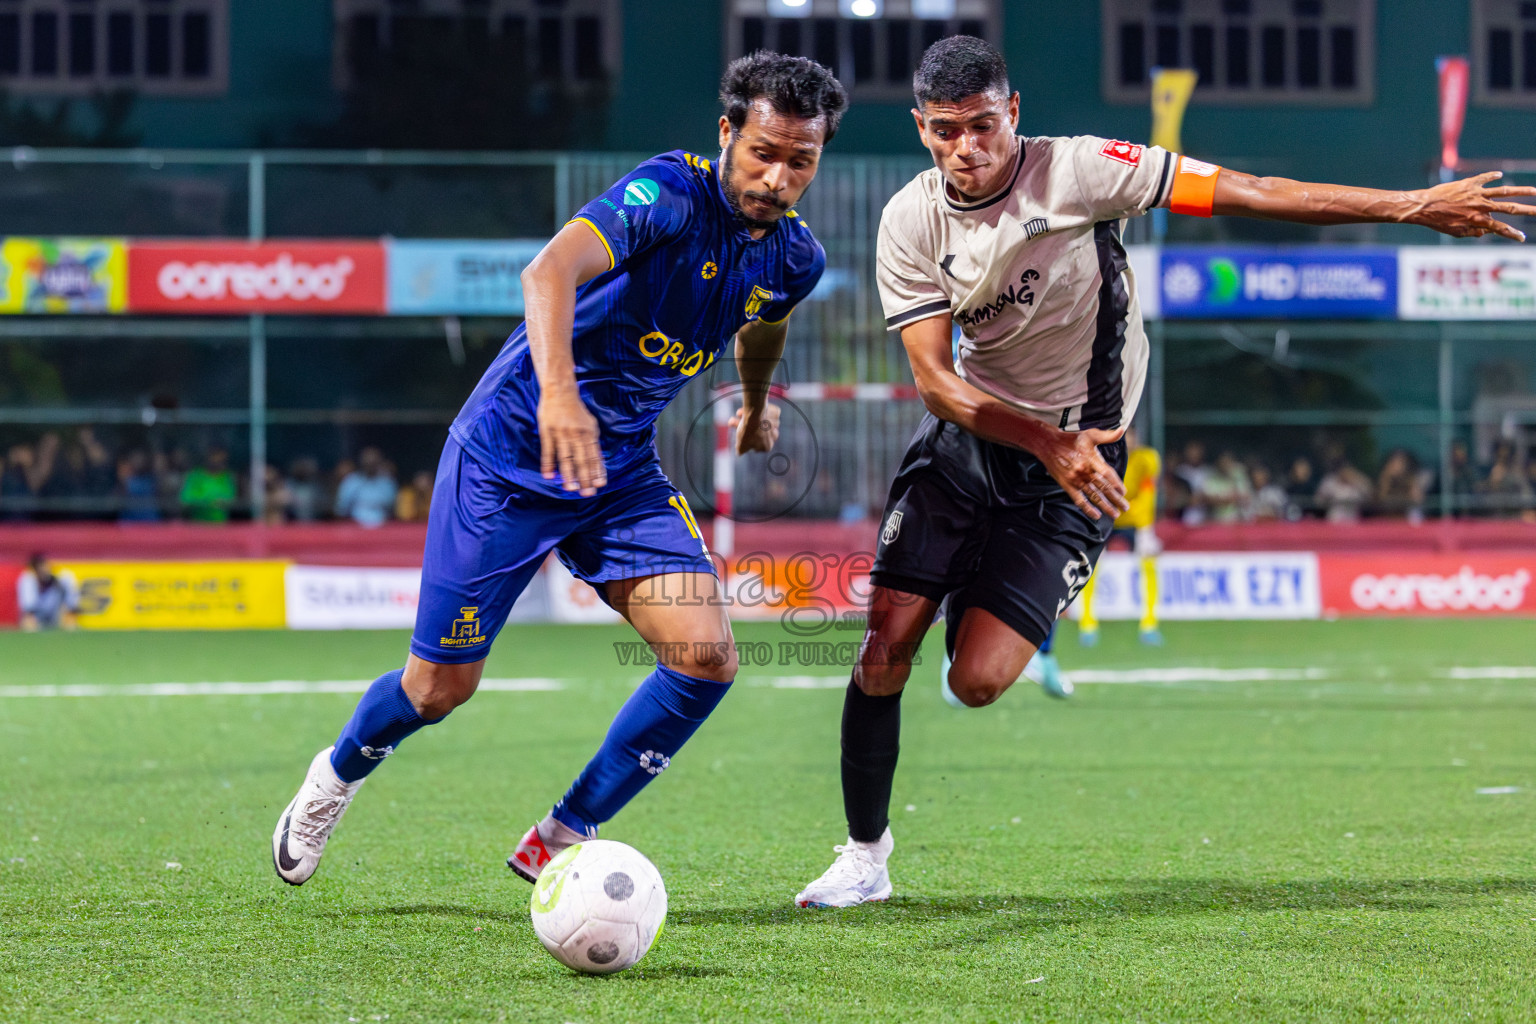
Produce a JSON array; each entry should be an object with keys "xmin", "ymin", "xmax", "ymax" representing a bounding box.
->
[{"xmin": 272, "ymin": 52, "xmax": 848, "ymax": 886}]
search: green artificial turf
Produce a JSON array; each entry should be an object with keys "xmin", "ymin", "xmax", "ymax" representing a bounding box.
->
[{"xmin": 2, "ymin": 619, "xmax": 1535, "ymax": 1022}]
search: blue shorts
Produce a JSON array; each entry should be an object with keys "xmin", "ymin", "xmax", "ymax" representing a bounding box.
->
[{"xmin": 409, "ymin": 438, "xmax": 716, "ymax": 665}]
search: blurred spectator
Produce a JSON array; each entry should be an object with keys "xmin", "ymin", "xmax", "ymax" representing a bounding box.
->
[
  {"xmin": 1443, "ymin": 440, "xmax": 1477, "ymax": 516},
  {"xmin": 17, "ymin": 552, "xmax": 80, "ymax": 631},
  {"xmin": 263, "ymin": 465, "xmax": 295, "ymax": 525},
  {"xmin": 395, "ymin": 470, "xmax": 435, "ymax": 523},
  {"xmin": 181, "ymin": 447, "xmax": 237, "ymax": 523},
  {"xmin": 1376, "ymin": 448, "xmax": 1428, "ymax": 522},
  {"xmin": 117, "ymin": 450, "xmax": 161, "ymax": 522},
  {"xmin": 1477, "ymin": 440, "xmax": 1531, "ymax": 518},
  {"xmin": 158, "ymin": 449, "xmax": 189, "ymax": 512},
  {"xmin": 393, "ymin": 466, "xmax": 434, "ymax": 522},
  {"xmin": 1193, "ymin": 451, "xmax": 1252, "ymax": 524},
  {"xmin": 1284, "ymin": 457, "xmax": 1317, "ymax": 520},
  {"xmin": 328, "ymin": 458, "xmax": 356, "ymax": 517},
  {"xmin": 285, "ymin": 457, "xmax": 323, "ymax": 522},
  {"xmin": 43, "ymin": 428, "xmax": 113, "ymax": 519},
  {"xmin": 1314, "ymin": 455, "xmax": 1372, "ymax": 523},
  {"xmin": 335, "ymin": 447, "xmax": 398, "ymax": 527},
  {"xmin": 1250, "ymin": 464, "xmax": 1287, "ymax": 520},
  {"xmin": 1173, "ymin": 440, "xmax": 1209, "ymax": 524},
  {"xmin": 2, "ymin": 443, "xmax": 50, "ymax": 521}
]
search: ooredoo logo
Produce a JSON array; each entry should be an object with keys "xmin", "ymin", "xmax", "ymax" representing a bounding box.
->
[
  {"xmin": 1349, "ymin": 566, "xmax": 1532, "ymax": 612},
  {"xmin": 128, "ymin": 241, "xmax": 386, "ymax": 314},
  {"xmin": 157, "ymin": 253, "xmax": 355, "ymax": 302}
]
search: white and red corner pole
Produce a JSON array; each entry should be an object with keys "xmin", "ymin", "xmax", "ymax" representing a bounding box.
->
[{"xmin": 712, "ymin": 393, "xmax": 735, "ymax": 557}]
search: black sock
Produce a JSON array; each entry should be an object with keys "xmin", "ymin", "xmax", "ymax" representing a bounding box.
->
[{"xmin": 840, "ymin": 679, "xmax": 902, "ymax": 843}]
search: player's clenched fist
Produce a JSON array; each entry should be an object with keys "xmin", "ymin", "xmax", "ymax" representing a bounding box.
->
[
  {"xmin": 729, "ymin": 401, "xmax": 781, "ymax": 455},
  {"xmin": 538, "ymin": 388, "xmax": 608, "ymax": 496},
  {"xmin": 1042, "ymin": 426, "xmax": 1129, "ymax": 521}
]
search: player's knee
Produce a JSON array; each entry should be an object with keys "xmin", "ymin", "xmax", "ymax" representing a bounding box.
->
[
  {"xmin": 672, "ymin": 640, "xmax": 737, "ymax": 683},
  {"xmin": 403, "ymin": 662, "xmax": 480, "ymax": 719},
  {"xmin": 945, "ymin": 663, "xmax": 1011, "ymax": 707},
  {"xmin": 853, "ymin": 659, "xmax": 909, "ymax": 697}
]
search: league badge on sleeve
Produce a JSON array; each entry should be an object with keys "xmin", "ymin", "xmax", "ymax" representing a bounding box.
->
[{"xmin": 1099, "ymin": 140, "xmax": 1143, "ymax": 167}]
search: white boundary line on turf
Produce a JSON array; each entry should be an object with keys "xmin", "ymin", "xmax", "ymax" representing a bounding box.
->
[
  {"xmin": 1445, "ymin": 667, "xmax": 1536, "ymax": 679},
  {"xmin": 745, "ymin": 668, "xmax": 1334, "ymax": 687},
  {"xmin": 1065, "ymin": 667, "xmax": 1330, "ymax": 684},
  {"xmin": 0, "ymin": 678, "xmax": 564, "ymax": 698}
]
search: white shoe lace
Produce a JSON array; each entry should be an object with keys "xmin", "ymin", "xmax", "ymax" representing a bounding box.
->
[
  {"xmin": 812, "ymin": 842, "xmax": 882, "ymax": 891},
  {"xmin": 289, "ymin": 778, "xmax": 357, "ymax": 849}
]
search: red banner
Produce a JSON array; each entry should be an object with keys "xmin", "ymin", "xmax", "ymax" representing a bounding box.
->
[
  {"xmin": 1436, "ymin": 56, "xmax": 1470, "ymax": 176},
  {"xmin": 127, "ymin": 241, "xmax": 386, "ymax": 314},
  {"xmin": 1319, "ymin": 553, "xmax": 1536, "ymax": 616}
]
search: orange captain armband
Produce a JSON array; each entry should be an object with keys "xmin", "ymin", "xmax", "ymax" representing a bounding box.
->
[{"xmin": 1168, "ymin": 155, "xmax": 1222, "ymax": 217}]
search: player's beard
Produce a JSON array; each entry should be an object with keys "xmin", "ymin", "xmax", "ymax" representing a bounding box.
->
[{"xmin": 720, "ymin": 144, "xmax": 790, "ymax": 232}]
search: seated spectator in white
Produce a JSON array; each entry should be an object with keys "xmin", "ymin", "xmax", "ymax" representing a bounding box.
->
[
  {"xmin": 1250, "ymin": 464, "xmax": 1287, "ymax": 520},
  {"xmin": 334, "ymin": 447, "xmax": 398, "ymax": 528},
  {"xmin": 17, "ymin": 553, "xmax": 80, "ymax": 631},
  {"xmin": 1315, "ymin": 456, "xmax": 1373, "ymax": 523},
  {"xmin": 1194, "ymin": 451, "xmax": 1253, "ymax": 524},
  {"xmin": 1376, "ymin": 448, "xmax": 1429, "ymax": 523}
]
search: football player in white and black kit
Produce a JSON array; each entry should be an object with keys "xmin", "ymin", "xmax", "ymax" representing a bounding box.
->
[{"xmin": 795, "ymin": 35, "xmax": 1536, "ymax": 909}]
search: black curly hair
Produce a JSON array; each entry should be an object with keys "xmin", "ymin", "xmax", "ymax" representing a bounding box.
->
[
  {"xmin": 913, "ymin": 35, "xmax": 1010, "ymax": 109},
  {"xmin": 720, "ymin": 51, "xmax": 849, "ymax": 143}
]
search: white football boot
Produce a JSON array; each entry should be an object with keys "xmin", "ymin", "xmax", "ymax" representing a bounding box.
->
[
  {"xmin": 507, "ymin": 815, "xmax": 589, "ymax": 883},
  {"xmin": 794, "ymin": 827, "xmax": 894, "ymax": 908},
  {"xmin": 271, "ymin": 746, "xmax": 364, "ymax": 886}
]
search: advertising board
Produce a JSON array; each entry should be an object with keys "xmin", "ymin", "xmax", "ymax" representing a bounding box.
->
[
  {"xmin": 1397, "ymin": 246, "xmax": 1536, "ymax": 319},
  {"xmin": 0, "ymin": 237, "xmax": 127, "ymax": 313},
  {"xmin": 1319, "ymin": 554, "xmax": 1536, "ymax": 615},
  {"xmin": 386, "ymin": 239, "xmax": 545, "ymax": 315},
  {"xmin": 127, "ymin": 241, "xmax": 386, "ymax": 314},
  {"xmin": 1075, "ymin": 551, "xmax": 1322, "ymax": 620},
  {"xmin": 285, "ymin": 566, "xmax": 421, "ymax": 630},
  {"xmin": 1160, "ymin": 246, "xmax": 1397, "ymax": 319},
  {"xmin": 62, "ymin": 561, "xmax": 288, "ymax": 629}
]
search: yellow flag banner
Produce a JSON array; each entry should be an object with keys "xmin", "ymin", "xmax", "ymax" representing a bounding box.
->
[{"xmin": 1150, "ymin": 68, "xmax": 1198, "ymax": 153}]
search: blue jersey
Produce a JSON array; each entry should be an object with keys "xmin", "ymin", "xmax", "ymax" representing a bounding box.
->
[{"xmin": 449, "ymin": 151, "xmax": 826, "ymax": 495}]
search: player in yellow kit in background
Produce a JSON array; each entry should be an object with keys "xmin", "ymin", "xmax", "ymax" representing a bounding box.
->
[{"xmin": 1078, "ymin": 426, "xmax": 1162, "ymax": 646}]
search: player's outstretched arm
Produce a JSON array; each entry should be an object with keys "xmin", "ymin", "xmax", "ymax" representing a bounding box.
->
[
  {"xmin": 728, "ymin": 317, "xmax": 787, "ymax": 455},
  {"xmin": 522, "ymin": 221, "xmax": 617, "ymax": 495},
  {"xmin": 899, "ymin": 315, "xmax": 1128, "ymax": 521},
  {"xmin": 1212, "ymin": 170, "xmax": 1536, "ymax": 242}
]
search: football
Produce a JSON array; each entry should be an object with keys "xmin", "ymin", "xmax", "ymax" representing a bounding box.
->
[{"xmin": 528, "ymin": 840, "xmax": 667, "ymax": 974}]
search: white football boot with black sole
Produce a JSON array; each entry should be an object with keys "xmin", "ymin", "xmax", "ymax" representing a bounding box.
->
[
  {"xmin": 794, "ymin": 827, "xmax": 894, "ymax": 908},
  {"xmin": 272, "ymin": 746, "xmax": 364, "ymax": 886}
]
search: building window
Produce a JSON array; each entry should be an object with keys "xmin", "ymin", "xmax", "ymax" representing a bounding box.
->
[
  {"xmin": 333, "ymin": 0, "xmax": 619, "ymax": 89},
  {"xmin": 1473, "ymin": 0, "xmax": 1536, "ymax": 106},
  {"xmin": 1101, "ymin": 0, "xmax": 1374, "ymax": 105},
  {"xmin": 0, "ymin": 0, "xmax": 226, "ymax": 95},
  {"xmin": 727, "ymin": 0, "xmax": 1000, "ymax": 101}
]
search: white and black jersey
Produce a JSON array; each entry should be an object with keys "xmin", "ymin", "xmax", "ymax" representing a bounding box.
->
[{"xmin": 876, "ymin": 135, "xmax": 1205, "ymax": 433}]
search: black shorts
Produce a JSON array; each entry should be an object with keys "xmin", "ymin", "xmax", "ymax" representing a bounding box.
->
[{"xmin": 869, "ymin": 412, "xmax": 1127, "ymax": 648}]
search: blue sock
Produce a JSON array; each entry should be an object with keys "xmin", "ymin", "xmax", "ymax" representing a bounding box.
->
[
  {"xmin": 552, "ymin": 664, "xmax": 731, "ymax": 834},
  {"xmin": 1039, "ymin": 624, "xmax": 1055, "ymax": 655},
  {"xmin": 330, "ymin": 668, "xmax": 446, "ymax": 783}
]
